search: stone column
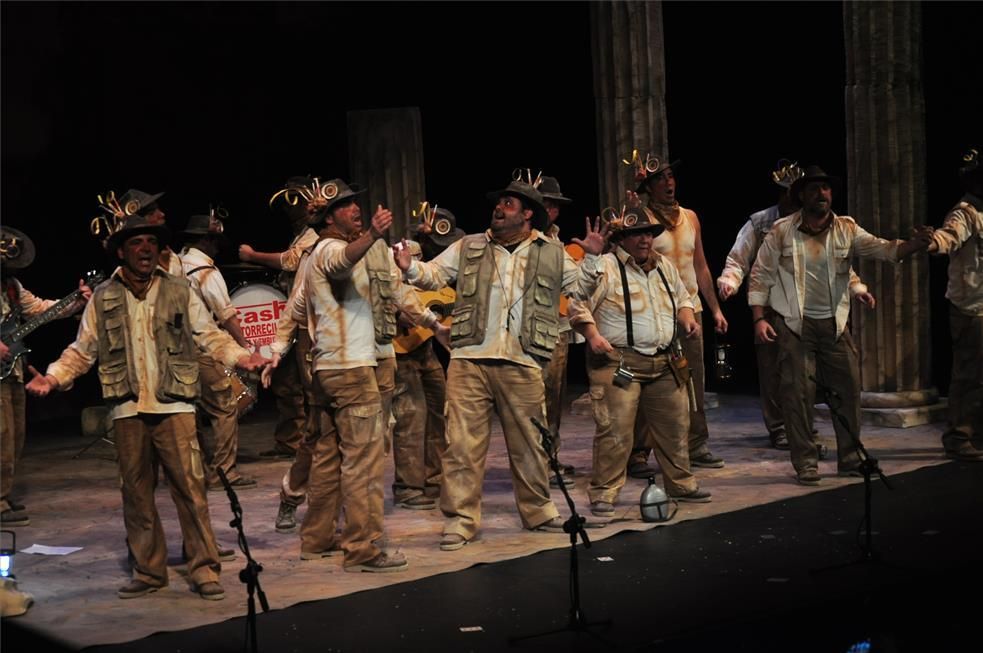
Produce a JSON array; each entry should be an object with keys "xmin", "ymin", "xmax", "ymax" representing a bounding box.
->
[
  {"xmin": 590, "ymin": 1, "xmax": 669, "ymax": 208},
  {"xmin": 842, "ymin": 1, "xmax": 944, "ymax": 427},
  {"xmin": 347, "ymin": 107, "xmax": 427, "ymax": 242}
]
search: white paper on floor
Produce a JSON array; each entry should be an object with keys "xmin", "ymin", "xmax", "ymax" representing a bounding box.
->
[{"xmin": 20, "ymin": 544, "xmax": 84, "ymax": 555}]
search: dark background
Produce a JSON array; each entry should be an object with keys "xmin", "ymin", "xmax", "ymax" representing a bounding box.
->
[{"xmin": 3, "ymin": 1, "xmax": 981, "ymax": 423}]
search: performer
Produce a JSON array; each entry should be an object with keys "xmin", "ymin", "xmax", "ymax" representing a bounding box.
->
[
  {"xmin": 240, "ymin": 176, "xmax": 320, "ymax": 459},
  {"xmin": 926, "ymin": 148, "xmax": 983, "ymax": 461},
  {"xmin": 393, "ymin": 173, "xmax": 609, "ymax": 551},
  {"xmin": 26, "ymin": 214, "xmax": 268, "ymax": 600},
  {"xmin": 748, "ymin": 165, "xmax": 933, "ymax": 485},
  {"xmin": 266, "ymin": 178, "xmax": 410, "ymax": 571},
  {"xmin": 1, "ymin": 226, "xmax": 92, "ymax": 527},
  {"xmin": 716, "ymin": 161, "xmax": 875, "ymax": 450},
  {"xmin": 180, "ymin": 210, "xmax": 257, "ymax": 490},
  {"xmin": 390, "ymin": 205, "xmax": 462, "ymax": 510},
  {"xmin": 569, "ymin": 208, "xmax": 711, "ymax": 517},
  {"xmin": 538, "ymin": 176, "xmax": 578, "ymax": 488},
  {"xmin": 626, "ymin": 154, "xmax": 728, "ymax": 478}
]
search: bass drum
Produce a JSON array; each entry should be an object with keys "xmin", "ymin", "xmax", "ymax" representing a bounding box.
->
[{"xmin": 230, "ymin": 282, "xmax": 288, "ymax": 359}]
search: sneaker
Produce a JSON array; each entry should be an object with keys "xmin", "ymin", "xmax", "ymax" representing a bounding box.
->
[
  {"xmin": 590, "ymin": 501, "xmax": 615, "ymax": 516},
  {"xmin": 796, "ymin": 469, "xmax": 822, "ymax": 486},
  {"xmin": 628, "ymin": 462, "xmax": 656, "ymax": 479},
  {"xmin": 533, "ymin": 516, "xmax": 566, "ymax": 533},
  {"xmin": 690, "ymin": 452, "xmax": 725, "ymax": 469},
  {"xmin": 770, "ymin": 431, "xmax": 790, "ymax": 450},
  {"xmin": 398, "ymin": 495, "xmax": 437, "ymax": 510},
  {"xmin": 300, "ymin": 546, "xmax": 343, "ymax": 560},
  {"xmin": 549, "ymin": 474, "xmax": 575, "ymax": 489},
  {"xmin": 0, "ymin": 509, "xmax": 29, "ymax": 527},
  {"xmin": 275, "ymin": 501, "xmax": 299, "ymax": 532},
  {"xmin": 344, "ymin": 551, "xmax": 409, "ymax": 573},
  {"xmin": 258, "ymin": 446, "xmax": 295, "ymax": 460},
  {"xmin": 117, "ymin": 579, "xmax": 161, "ymax": 599},
  {"xmin": 668, "ymin": 488, "xmax": 712, "ymax": 503},
  {"xmin": 197, "ymin": 581, "xmax": 225, "ymax": 601},
  {"xmin": 439, "ymin": 533, "xmax": 469, "ymax": 551}
]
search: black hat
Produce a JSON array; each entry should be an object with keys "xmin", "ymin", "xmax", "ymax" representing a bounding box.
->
[
  {"xmin": 539, "ymin": 176, "xmax": 572, "ymax": 204},
  {"xmin": 181, "ymin": 213, "xmax": 224, "ymax": 236},
  {"xmin": 0, "ymin": 226, "xmax": 36, "ymax": 270},
  {"xmin": 607, "ymin": 207, "xmax": 665, "ymax": 240},
  {"xmin": 635, "ymin": 157, "xmax": 681, "ymax": 194},
  {"xmin": 412, "ymin": 207, "xmax": 465, "ymax": 247},
  {"xmin": 788, "ymin": 165, "xmax": 841, "ymax": 205},
  {"xmin": 486, "ymin": 180, "xmax": 549, "ymax": 232},
  {"xmin": 118, "ymin": 189, "xmax": 165, "ymax": 215},
  {"xmin": 105, "ymin": 214, "xmax": 171, "ymax": 254},
  {"xmin": 307, "ymin": 178, "xmax": 367, "ymax": 226}
]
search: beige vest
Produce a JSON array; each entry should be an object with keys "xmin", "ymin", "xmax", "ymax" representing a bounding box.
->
[
  {"xmin": 94, "ymin": 275, "xmax": 199, "ymax": 403},
  {"xmin": 451, "ymin": 234, "xmax": 564, "ymax": 359},
  {"xmin": 363, "ymin": 239, "xmax": 399, "ymax": 344}
]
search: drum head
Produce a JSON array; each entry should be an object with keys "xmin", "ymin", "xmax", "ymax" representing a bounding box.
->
[{"xmin": 231, "ymin": 282, "xmax": 288, "ymax": 358}]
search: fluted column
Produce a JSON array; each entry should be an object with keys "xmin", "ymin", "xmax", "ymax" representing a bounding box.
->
[
  {"xmin": 590, "ymin": 1, "xmax": 668, "ymax": 208},
  {"xmin": 844, "ymin": 1, "xmax": 943, "ymax": 427},
  {"xmin": 347, "ymin": 107, "xmax": 426, "ymax": 242}
]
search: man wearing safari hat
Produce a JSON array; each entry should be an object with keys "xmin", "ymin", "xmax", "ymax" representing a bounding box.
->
[
  {"xmin": 748, "ymin": 165, "xmax": 934, "ymax": 485},
  {"xmin": 626, "ymin": 155, "xmax": 729, "ymax": 479},
  {"xmin": 568, "ymin": 207, "xmax": 711, "ymax": 516},
  {"xmin": 1, "ymin": 226, "xmax": 92, "ymax": 527},
  {"xmin": 388, "ymin": 204, "xmax": 461, "ymax": 511},
  {"xmin": 717, "ymin": 162, "xmax": 875, "ymax": 451},
  {"xmin": 26, "ymin": 213, "xmax": 268, "ymax": 600},
  {"xmin": 116, "ymin": 188, "xmax": 185, "ymax": 276},
  {"xmin": 180, "ymin": 210, "xmax": 257, "ymax": 491},
  {"xmin": 926, "ymin": 148, "xmax": 983, "ymax": 461},
  {"xmin": 241, "ymin": 176, "xmax": 321, "ymax": 460},
  {"xmin": 393, "ymin": 173, "xmax": 609, "ymax": 551},
  {"xmin": 266, "ymin": 178, "xmax": 413, "ymax": 571}
]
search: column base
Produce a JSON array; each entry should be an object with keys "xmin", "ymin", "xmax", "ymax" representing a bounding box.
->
[{"xmin": 815, "ymin": 399, "xmax": 949, "ymax": 429}]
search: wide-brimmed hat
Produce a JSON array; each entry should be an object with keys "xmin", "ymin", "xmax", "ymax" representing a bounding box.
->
[
  {"xmin": 118, "ymin": 189, "xmax": 165, "ymax": 215},
  {"xmin": 634, "ymin": 157, "xmax": 681, "ymax": 194},
  {"xmin": 411, "ymin": 207, "xmax": 465, "ymax": 247},
  {"xmin": 539, "ymin": 176, "xmax": 572, "ymax": 204},
  {"xmin": 606, "ymin": 206, "xmax": 665, "ymax": 240},
  {"xmin": 106, "ymin": 214, "xmax": 171, "ymax": 254},
  {"xmin": 788, "ymin": 165, "xmax": 841, "ymax": 205},
  {"xmin": 0, "ymin": 226, "xmax": 36, "ymax": 270},
  {"xmin": 771, "ymin": 160, "xmax": 805, "ymax": 189},
  {"xmin": 181, "ymin": 211, "xmax": 225, "ymax": 237},
  {"xmin": 305, "ymin": 178, "xmax": 367, "ymax": 226},
  {"xmin": 486, "ymin": 180, "xmax": 549, "ymax": 232}
]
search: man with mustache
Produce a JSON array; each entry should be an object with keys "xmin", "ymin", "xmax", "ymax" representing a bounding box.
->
[
  {"xmin": 748, "ymin": 166, "xmax": 934, "ymax": 485},
  {"xmin": 393, "ymin": 176, "xmax": 608, "ymax": 551},
  {"xmin": 27, "ymin": 214, "xmax": 268, "ymax": 600}
]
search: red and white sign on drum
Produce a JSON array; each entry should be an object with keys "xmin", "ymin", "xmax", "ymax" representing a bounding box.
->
[{"xmin": 230, "ymin": 283, "xmax": 288, "ymax": 358}]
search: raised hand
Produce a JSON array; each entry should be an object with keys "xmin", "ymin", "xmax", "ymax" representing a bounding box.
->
[
  {"xmin": 570, "ymin": 216, "xmax": 610, "ymax": 256},
  {"xmin": 392, "ymin": 238, "xmax": 413, "ymax": 271},
  {"xmin": 238, "ymin": 244, "xmax": 255, "ymax": 263},
  {"xmin": 370, "ymin": 205, "xmax": 393, "ymax": 239}
]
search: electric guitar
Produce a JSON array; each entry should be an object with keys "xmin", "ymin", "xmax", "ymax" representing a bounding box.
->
[
  {"xmin": 393, "ymin": 287, "xmax": 456, "ymax": 355},
  {"xmin": 1, "ymin": 270, "xmax": 104, "ymax": 380}
]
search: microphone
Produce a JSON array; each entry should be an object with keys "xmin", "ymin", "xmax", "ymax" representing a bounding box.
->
[{"xmin": 530, "ymin": 416, "xmax": 554, "ymax": 454}]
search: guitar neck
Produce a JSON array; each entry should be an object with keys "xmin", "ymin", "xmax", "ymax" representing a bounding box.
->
[{"xmin": 10, "ymin": 290, "xmax": 82, "ymax": 341}]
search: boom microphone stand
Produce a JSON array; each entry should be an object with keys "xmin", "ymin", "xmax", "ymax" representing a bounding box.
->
[
  {"xmin": 809, "ymin": 373, "xmax": 893, "ymax": 572},
  {"xmin": 509, "ymin": 417, "xmax": 612, "ymax": 647},
  {"xmin": 216, "ymin": 467, "xmax": 269, "ymax": 653}
]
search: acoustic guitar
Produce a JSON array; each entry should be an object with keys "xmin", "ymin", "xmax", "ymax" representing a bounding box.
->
[{"xmin": 393, "ymin": 287, "xmax": 456, "ymax": 355}]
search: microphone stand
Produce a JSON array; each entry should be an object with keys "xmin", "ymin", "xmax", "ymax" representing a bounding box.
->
[
  {"xmin": 808, "ymin": 373, "xmax": 893, "ymax": 573},
  {"xmin": 509, "ymin": 417, "xmax": 612, "ymax": 647},
  {"xmin": 216, "ymin": 467, "xmax": 269, "ymax": 653}
]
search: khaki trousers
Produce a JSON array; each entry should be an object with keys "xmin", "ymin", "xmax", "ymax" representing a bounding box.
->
[
  {"xmin": 587, "ymin": 349, "xmax": 696, "ymax": 503},
  {"xmin": 776, "ymin": 317, "xmax": 862, "ymax": 473},
  {"xmin": 301, "ymin": 363, "xmax": 392, "ymax": 565},
  {"xmin": 1, "ymin": 380, "xmax": 26, "ymax": 513},
  {"xmin": 944, "ymin": 304, "xmax": 983, "ymax": 445},
  {"xmin": 440, "ymin": 359, "xmax": 559, "ymax": 540},
  {"xmin": 542, "ymin": 331, "xmax": 570, "ymax": 451},
  {"xmin": 195, "ymin": 353, "xmax": 241, "ymax": 486},
  {"xmin": 281, "ymin": 331, "xmax": 319, "ymax": 506},
  {"xmin": 392, "ymin": 344, "xmax": 447, "ymax": 503},
  {"xmin": 271, "ymin": 340, "xmax": 308, "ymax": 452},
  {"xmin": 114, "ymin": 413, "xmax": 220, "ymax": 587},
  {"xmin": 755, "ymin": 309, "xmax": 785, "ymax": 437}
]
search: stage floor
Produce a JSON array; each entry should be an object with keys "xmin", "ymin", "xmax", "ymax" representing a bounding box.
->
[{"xmin": 3, "ymin": 392, "xmax": 952, "ymax": 649}]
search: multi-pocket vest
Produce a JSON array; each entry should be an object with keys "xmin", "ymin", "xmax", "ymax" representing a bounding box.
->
[
  {"xmin": 363, "ymin": 239, "xmax": 399, "ymax": 344},
  {"xmin": 93, "ymin": 275, "xmax": 200, "ymax": 403},
  {"xmin": 450, "ymin": 234, "xmax": 563, "ymax": 360}
]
